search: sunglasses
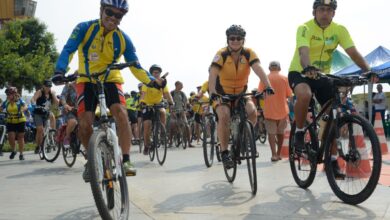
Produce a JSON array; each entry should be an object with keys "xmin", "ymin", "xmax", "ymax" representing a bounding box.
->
[
  {"xmin": 105, "ymin": 8, "xmax": 125, "ymax": 19},
  {"xmin": 228, "ymin": 36, "xmax": 244, "ymax": 41}
]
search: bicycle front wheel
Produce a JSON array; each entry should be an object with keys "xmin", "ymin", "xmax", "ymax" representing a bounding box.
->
[
  {"xmin": 324, "ymin": 114, "xmax": 381, "ymax": 205},
  {"xmin": 202, "ymin": 118, "xmax": 215, "ymax": 168},
  {"xmin": 88, "ymin": 130, "xmax": 129, "ymax": 220},
  {"xmin": 155, "ymin": 122, "xmax": 168, "ymax": 165},
  {"xmin": 289, "ymin": 122, "xmax": 318, "ymax": 188},
  {"xmin": 62, "ymin": 144, "xmax": 76, "ymax": 167},
  {"xmin": 43, "ymin": 130, "xmax": 61, "ymax": 162},
  {"xmin": 241, "ymin": 121, "xmax": 257, "ymax": 195}
]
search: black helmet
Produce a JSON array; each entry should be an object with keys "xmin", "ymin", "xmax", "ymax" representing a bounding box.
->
[
  {"xmin": 5, "ymin": 87, "xmax": 17, "ymax": 95},
  {"xmin": 226, "ymin": 25, "xmax": 246, "ymax": 37},
  {"xmin": 149, "ymin": 64, "xmax": 162, "ymax": 73},
  {"xmin": 43, "ymin": 79, "xmax": 52, "ymax": 87},
  {"xmin": 130, "ymin": 90, "xmax": 137, "ymax": 96},
  {"xmin": 313, "ymin": 0, "xmax": 337, "ymax": 10}
]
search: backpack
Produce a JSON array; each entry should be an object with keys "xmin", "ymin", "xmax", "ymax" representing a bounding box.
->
[{"xmin": 170, "ymin": 90, "xmax": 186, "ymax": 102}]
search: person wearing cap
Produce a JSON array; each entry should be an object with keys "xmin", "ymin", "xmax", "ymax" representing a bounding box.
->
[
  {"xmin": 288, "ymin": 0, "xmax": 370, "ymax": 178},
  {"xmin": 31, "ymin": 80, "xmax": 59, "ymax": 156},
  {"xmin": 1, "ymin": 87, "xmax": 28, "ymax": 160},
  {"xmin": 259, "ymin": 61, "xmax": 292, "ymax": 162}
]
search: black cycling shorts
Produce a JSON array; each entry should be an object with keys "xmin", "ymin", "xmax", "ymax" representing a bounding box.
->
[
  {"xmin": 288, "ymin": 71, "xmax": 334, "ymax": 106},
  {"xmin": 194, "ymin": 113, "xmax": 202, "ymax": 124},
  {"xmin": 127, "ymin": 109, "xmax": 137, "ymax": 124},
  {"xmin": 6, "ymin": 122, "xmax": 26, "ymax": 133}
]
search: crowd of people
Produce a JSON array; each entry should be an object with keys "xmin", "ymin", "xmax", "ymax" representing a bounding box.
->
[{"xmin": 1, "ymin": 0, "xmax": 387, "ymax": 184}]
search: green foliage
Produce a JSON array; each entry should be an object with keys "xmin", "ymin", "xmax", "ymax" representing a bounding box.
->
[{"xmin": 0, "ymin": 18, "xmax": 59, "ymax": 94}]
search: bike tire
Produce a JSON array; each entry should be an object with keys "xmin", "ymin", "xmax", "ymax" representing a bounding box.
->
[
  {"xmin": 43, "ymin": 130, "xmax": 61, "ymax": 162},
  {"xmin": 62, "ymin": 144, "xmax": 77, "ymax": 167},
  {"xmin": 223, "ymin": 142, "xmax": 237, "ymax": 183},
  {"xmin": 324, "ymin": 114, "xmax": 381, "ymax": 205},
  {"xmin": 289, "ymin": 121, "xmax": 318, "ymax": 188},
  {"xmin": 88, "ymin": 130, "xmax": 130, "ymax": 220},
  {"xmin": 139, "ymin": 123, "xmax": 144, "ymax": 153},
  {"xmin": 156, "ymin": 122, "xmax": 168, "ymax": 165},
  {"xmin": 242, "ymin": 121, "xmax": 257, "ymax": 195},
  {"xmin": 174, "ymin": 133, "xmax": 181, "ymax": 148},
  {"xmin": 259, "ymin": 128, "xmax": 267, "ymax": 144},
  {"xmin": 202, "ymin": 118, "xmax": 215, "ymax": 168}
]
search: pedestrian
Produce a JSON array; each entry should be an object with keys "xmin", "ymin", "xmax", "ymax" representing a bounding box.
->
[
  {"xmin": 0, "ymin": 87, "xmax": 28, "ymax": 160},
  {"xmin": 259, "ymin": 61, "xmax": 292, "ymax": 161},
  {"xmin": 373, "ymin": 84, "xmax": 387, "ymax": 130}
]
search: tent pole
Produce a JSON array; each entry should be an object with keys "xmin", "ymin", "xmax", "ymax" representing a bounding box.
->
[{"xmin": 368, "ymin": 82, "xmax": 373, "ymax": 124}]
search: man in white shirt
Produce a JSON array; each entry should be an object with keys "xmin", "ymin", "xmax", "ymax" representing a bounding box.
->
[{"xmin": 373, "ymin": 84, "xmax": 387, "ymax": 132}]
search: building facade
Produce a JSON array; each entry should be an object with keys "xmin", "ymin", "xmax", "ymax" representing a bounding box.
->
[{"xmin": 0, "ymin": 0, "xmax": 37, "ymax": 28}]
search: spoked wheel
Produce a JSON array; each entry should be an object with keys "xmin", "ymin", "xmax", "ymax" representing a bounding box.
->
[
  {"xmin": 62, "ymin": 144, "xmax": 77, "ymax": 167},
  {"xmin": 182, "ymin": 128, "xmax": 188, "ymax": 150},
  {"xmin": 202, "ymin": 119, "xmax": 216, "ymax": 168},
  {"xmin": 242, "ymin": 121, "xmax": 258, "ymax": 195},
  {"xmin": 155, "ymin": 122, "xmax": 168, "ymax": 165},
  {"xmin": 259, "ymin": 128, "xmax": 267, "ymax": 144},
  {"xmin": 324, "ymin": 114, "xmax": 381, "ymax": 205},
  {"xmin": 174, "ymin": 133, "xmax": 182, "ymax": 148},
  {"xmin": 43, "ymin": 130, "xmax": 61, "ymax": 162},
  {"xmin": 289, "ymin": 121, "xmax": 318, "ymax": 188},
  {"xmin": 88, "ymin": 130, "xmax": 129, "ymax": 220}
]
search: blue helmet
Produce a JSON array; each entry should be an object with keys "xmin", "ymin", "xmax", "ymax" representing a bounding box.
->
[{"xmin": 101, "ymin": 0, "xmax": 129, "ymax": 12}]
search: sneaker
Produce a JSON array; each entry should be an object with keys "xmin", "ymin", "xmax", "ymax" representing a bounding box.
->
[
  {"xmin": 331, "ymin": 160, "xmax": 346, "ymax": 180},
  {"xmin": 34, "ymin": 146, "xmax": 40, "ymax": 154},
  {"xmin": 82, "ymin": 162, "xmax": 91, "ymax": 183},
  {"xmin": 123, "ymin": 161, "xmax": 137, "ymax": 176},
  {"xmin": 143, "ymin": 146, "xmax": 149, "ymax": 155},
  {"xmin": 19, "ymin": 154, "xmax": 25, "ymax": 160},
  {"xmin": 294, "ymin": 131, "xmax": 305, "ymax": 154},
  {"xmin": 9, "ymin": 151, "xmax": 17, "ymax": 160},
  {"xmin": 221, "ymin": 150, "xmax": 234, "ymax": 169},
  {"xmin": 63, "ymin": 136, "xmax": 70, "ymax": 149}
]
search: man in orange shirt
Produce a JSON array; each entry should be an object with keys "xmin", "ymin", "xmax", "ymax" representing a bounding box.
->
[{"xmin": 259, "ymin": 61, "xmax": 292, "ymax": 161}]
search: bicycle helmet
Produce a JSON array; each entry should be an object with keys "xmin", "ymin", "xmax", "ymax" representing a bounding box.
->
[
  {"xmin": 130, "ymin": 90, "xmax": 137, "ymax": 96},
  {"xmin": 138, "ymin": 83, "xmax": 143, "ymax": 88},
  {"xmin": 149, "ymin": 64, "xmax": 162, "ymax": 73},
  {"xmin": 43, "ymin": 79, "xmax": 52, "ymax": 87},
  {"xmin": 5, "ymin": 87, "xmax": 17, "ymax": 95},
  {"xmin": 101, "ymin": 0, "xmax": 129, "ymax": 12},
  {"xmin": 313, "ymin": 0, "xmax": 337, "ymax": 10},
  {"xmin": 226, "ymin": 25, "xmax": 246, "ymax": 37}
]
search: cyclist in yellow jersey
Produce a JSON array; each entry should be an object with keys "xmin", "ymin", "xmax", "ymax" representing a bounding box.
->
[
  {"xmin": 191, "ymin": 86, "xmax": 210, "ymax": 143},
  {"xmin": 125, "ymin": 91, "xmax": 140, "ymax": 143},
  {"xmin": 140, "ymin": 65, "xmax": 174, "ymax": 155},
  {"xmin": 209, "ymin": 25, "xmax": 274, "ymax": 168},
  {"xmin": 289, "ymin": 0, "xmax": 370, "ymax": 178},
  {"xmin": 0, "ymin": 87, "xmax": 27, "ymax": 160},
  {"xmin": 51, "ymin": 0, "xmax": 166, "ymax": 180}
]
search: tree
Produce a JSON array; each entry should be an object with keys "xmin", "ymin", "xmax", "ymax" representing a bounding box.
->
[{"xmin": 0, "ymin": 18, "xmax": 58, "ymax": 94}]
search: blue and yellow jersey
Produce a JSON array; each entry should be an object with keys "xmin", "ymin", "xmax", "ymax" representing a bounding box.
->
[
  {"xmin": 289, "ymin": 19, "xmax": 355, "ymax": 74},
  {"xmin": 56, "ymin": 19, "xmax": 154, "ymax": 84},
  {"xmin": 1, "ymin": 99, "xmax": 26, "ymax": 124}
]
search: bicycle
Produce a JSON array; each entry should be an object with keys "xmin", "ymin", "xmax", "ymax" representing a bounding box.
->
[
  {"xmin": 0, "ymin": 113, "xmax": 7, "ymax": 156},
  {"xmin": 170, "ymin": 109, "xmax": 189, "ymax": 149},
  {"xmin": 74, "ymin": 63, "xmax": 136, "ymax": 220},
  {"xmin": 35, "ymin": 107, "xmax": 61, "ymax": 162},
  {"xmin": 289, "ymin": 73, "xmax": 382, "ymax": 205},
  {"xmin": 217, "ymin": 91, "xmax": 263, "ymax": 195},
  {"xmin": 144, "ymin": 102, "xmax": 168, "ymax": 165},
  {"xmin": 252, "ymin": 95, "xmax": 267, "ymax": 144}
]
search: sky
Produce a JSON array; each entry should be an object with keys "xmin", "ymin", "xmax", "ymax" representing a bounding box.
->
[{"xmin": 31, "ymin": 0, "xmax": 390, "ymax": 95}]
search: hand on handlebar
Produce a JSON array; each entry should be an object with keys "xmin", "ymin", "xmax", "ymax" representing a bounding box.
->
[{"xmin": 302, "ymin": 66, "xmax": 320, "ymax": 80}]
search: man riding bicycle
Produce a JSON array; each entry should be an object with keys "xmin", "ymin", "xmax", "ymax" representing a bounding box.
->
[
  {"xmin": 140, "ymin": 64, "xmax": 174, "ymax": 155},
  {"xmin": 209, "ymin": 25, "xmax": 274, "ymax": 169},
  {"xmin": 51, "ymin": 0, "xmax": 166, "ymax": 181},
  {"xmin": 289, "ymin": 0, "xmax": 371, "ymax": 178}
]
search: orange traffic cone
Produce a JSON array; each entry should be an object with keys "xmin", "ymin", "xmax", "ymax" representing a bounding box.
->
[
  {"xmin": 374, "ymin": 112, "xmax": 388, "ymax": 154},
  {"xmin": 280, "ymin": 121, "xmax": 291, "ymax": 158},
  {"xmin": 345, "ymin": 123, "xmax": 372, "ymax": 178}
]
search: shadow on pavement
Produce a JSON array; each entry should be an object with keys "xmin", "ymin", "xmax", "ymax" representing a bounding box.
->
[
  {"xmin": 244, "ymin": 186, "xmax": 377, "ymax": 219},
  {"xmin": 0, "ymin": 159, "xmax": 44, "ymax": 167},
  {"xmin": 53, "ymin": 205, "xmax": 100, "ymax": 220},
  {"xmin": 154, "ymin": 180, "xmax": 254, "ymax": 213},
  {"xmin": 6, "ymin": 166, "xmax": 82, "ymax": 179},
  {"xmin": 166, "ymin": 164, "xmax": 207, "ymax": 173}
]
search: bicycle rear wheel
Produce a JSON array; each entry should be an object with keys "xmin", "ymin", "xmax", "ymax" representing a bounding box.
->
[
  {"xmin": 43, "ymin": 130, "xmax": 61, "ymax": 162},
  {"xmin": 223, "ymin": 144, "xmax": 237, "ymax": 183},
  {"xmin": 62, "ymin": 144, "xmax": 76, "ymax": 167},
  {"xmin": 156, "ymin": 122, "xmax": 168, "ymax": 165},
  {"xmin": 241, "ymin": 121, "xmax": 257, "ymax": 195},
  {"xmin": 289, "ymin": 121, "xmax": 318, "ymax": 188},
  {"xmin": 203, "ymin": 118, "xmax": 216, "ymax": 167},
  {"xmin": 88, "ymin": 130, "xmax": 129, "ymax": 220},
  {"xmin": 324, "ymin": 114, "xmax": 381, "ymax": 205}
]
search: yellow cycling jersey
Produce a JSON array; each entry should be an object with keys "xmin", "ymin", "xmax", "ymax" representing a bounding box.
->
[
  {"xmin": 211, "ymin": 47, "xmax": 260, "ymax": 94},
  {"xmin": 56, "ymin": 19, "xmax": 154, "ymax": 84},
  {"xmin": 200, "ymin": 81, "xmax": 209, "ymax": 94},
  {"xmin": 289, "ymin": 19, "xmax": 355, "ymax": 74},
  {"xmin": 140, "ymin": 85, "xmax": 169, "ymax": 106},
  {"xmin": 1, "ymin": 100, "xmax": 26, "ymax": 124},
  {"xmin": 190, "ymin": 94, "xmax": 209, "ymax": 114}
]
